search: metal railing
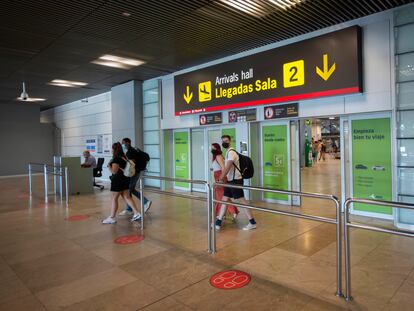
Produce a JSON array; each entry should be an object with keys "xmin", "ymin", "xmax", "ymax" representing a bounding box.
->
[
  {"xmin": 138, "ymin": 175, "xmax": 213, "ymax": 252},
  {"xmin": 28, "ymin": 163, "xmax": 69, "ymax": 204},
  {"xmin": 212, "ymin": 182, "xmax": 343, "ymax": 297},
  {"xmin": 344, "ymin": 198, "xmax": 414, "ymax": 301}
]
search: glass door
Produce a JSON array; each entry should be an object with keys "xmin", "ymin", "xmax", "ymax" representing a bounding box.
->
[{"xmin": 191, "ymin": 129, "xmax": 206, "ymax": 192}]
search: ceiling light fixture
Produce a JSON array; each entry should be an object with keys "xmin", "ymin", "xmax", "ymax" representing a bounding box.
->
[
  {"xmin": 329, "ymin": 117, "xmax": 336, "ymax": 120},
  {"xmin": 219, "ymin": 0, "xmax": 303, "ymax": 16},
  {"xmin": 91, "ymin": 54, "xmax": 145, "ymax": 69},
  {"xmin": 16, "ymin": 82, "xmax": 46, "ymax": 102},
  {"xmin": 49, "ymin": 79, "xmax": 88, "ymax": 88},
  {"xmin": 122, "ymin": 12, "xmax": 131, "ymax": 17}
]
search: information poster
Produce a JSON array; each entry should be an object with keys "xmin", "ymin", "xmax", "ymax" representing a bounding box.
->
[
  {"xmin": 221, "ymin": 128, "xmax": 237, "ymax": 158},
  {"xmin": 352, "ymin": 118, "xmax": 392, "ymax": 214},
  {"xmin": 103, "ymin": 134, "xmax": 112, "ymax": 155},
  {"xmin": 174, "ymin": 131, "xmax": 190, "ymax": 189},
  {"xmin": 85, "ymin": 137, "xmax": 97, "ymax": 153},
  {"xmin": 262, "ymin": 125, "xmax": 289, "ymax": 201}
]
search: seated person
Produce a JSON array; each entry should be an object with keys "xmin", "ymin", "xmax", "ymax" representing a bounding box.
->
[{"xmin": 81, "ymin": 150, "xmax": 97, "ymax": 168}]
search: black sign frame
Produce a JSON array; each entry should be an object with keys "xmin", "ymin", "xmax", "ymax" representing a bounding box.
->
[{"xmin": 174, "ymin": 26, "xmax": 362, "ymax": 116}]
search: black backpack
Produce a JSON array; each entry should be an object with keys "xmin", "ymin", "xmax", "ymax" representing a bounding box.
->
[
  {"xmin": 135, "ymin": 148, "xmax": 150, "ymax": 172},
  {"xmin": 229, "ymin": 149, "xmax": 254, "ymax": 179}
]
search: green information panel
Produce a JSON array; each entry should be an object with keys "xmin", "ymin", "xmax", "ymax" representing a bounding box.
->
[
  {"xmin": 262, "ymin": 125, "xmax": 289, "ymax": 201},
  {"xmin": 174, "ymin": 131, "xmax": 189, "ymax": 189},
  {"xmin": 352, "ymin": 118, "xmax": 392, "ymax": 214},
  {"xmin": 221, "ymin": 128, "xmax": 237, "ymax": 157}
]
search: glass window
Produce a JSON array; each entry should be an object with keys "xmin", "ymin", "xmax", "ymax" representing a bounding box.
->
[
  {"xmin": 398, "ymin": 140, "xmax": 414, "ymax": 167},
  {"xmin": 395, "ymin": 6, "xmax": 414, "ymax": 26},
  {"xmin": 397, "ymin": 110, "xmax": 414, "ymax": 137},
  {"xmin": 397, "ymin": 81, "xmax": 414, "ymax": 109},
  {"xmin": 396, "ymin": 52, "xmax": 414, "ymax": 83},
  {"xmin": 143, "ymin": 117, "xmax": 159, "ymax": 131},
  {"xmin": 144, "ymin": 144, "xmax": 160, "ymax": 158},
  {"xmin": 143, "ymin": 102, "xmax": 159, "ymax": 118},
  {"xmin": 147, "ymin": 159, "xmax": 161, "ymax": 173},
  {"xmin": 396, "ymin": 23, "xmax": 414, "ymax": 54},
  {"xmin": 143, "ymin": 89, "xmax": 158, "ymax": 104},
  {"xmin": 144, "ymin": 131, "xmax": 160, "ymax": 145}
]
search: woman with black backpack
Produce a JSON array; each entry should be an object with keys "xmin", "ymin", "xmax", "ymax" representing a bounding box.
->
[{"xmin": 102, "ymin": 142, "xmax": 142, "ymax": 224}]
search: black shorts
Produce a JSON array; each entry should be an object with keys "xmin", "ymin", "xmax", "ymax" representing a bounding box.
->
[{"xmin": 223, "ymin": 179, "xmax": 244, "ymax": 199}]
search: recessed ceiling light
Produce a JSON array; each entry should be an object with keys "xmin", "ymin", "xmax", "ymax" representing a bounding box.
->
[
  {"xmin": 48, "ymin": 79, "xmax": 88, "ymax": 88},
  {"xmin": 218, "ymin": 0, "xmax": 303, "ymax": 16},
  {"xmin": 329, "ymin": 117, "xmax": 336, "ymax": 120},
  {"xmin": 122, "ymin": 12, "xmax": 131, "ymax": 17},
  {"xmin": 16, "ymin": 97, "xmax": 46, "ymax": 102},
  {"xmin": 91, "ymin": 54, "xmax": 145, "ymax": 69}
]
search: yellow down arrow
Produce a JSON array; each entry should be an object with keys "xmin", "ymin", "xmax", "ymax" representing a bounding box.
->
[
  {"xmin": 183, "ymin": 86, "xmax": 193, "ymax": 104},
  {"xmin": 316, "ymin": 54, "xmax": 336, "ymax": 81}
]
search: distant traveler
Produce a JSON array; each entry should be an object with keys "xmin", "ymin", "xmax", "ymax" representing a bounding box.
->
[
  {"xmin": 81, "ymin": 150, "xmax": 97, "ymax": 168},
  {"xmin": 211, "ymin": 143, "xmax": 239, "ymax": 222},
  {"xmin": 319, "ymin": 139, "xmax": 327, "ymax": 161},
  {"xmin": 215, "ymin": 135, "xmax": 257, "ymax": 231},
  {"xmin": 102, "ymin": 142, "xmax": 141, "ymax": 224},
  {"xmin": 118, "ymin": 138, "xmax": 152, "ymax": 217},
  {"xmin": 312, "ymin": 139, "xmax": 318, "ymax": 164}
]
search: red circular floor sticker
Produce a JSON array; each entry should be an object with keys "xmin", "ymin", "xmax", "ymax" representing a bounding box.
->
[
  {"xmin": 210, "ymin": 270, "xmax": 251, "ymax": 289},
  {"xmin": 65, "ymin": 215, "xmax": 90, "ymax": 221},
  {"xmin": 114, "ymin": 235, "xmax": 144, "ymax": 245}
]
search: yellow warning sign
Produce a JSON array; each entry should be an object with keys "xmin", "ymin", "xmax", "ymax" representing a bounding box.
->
[
  {"xmin": 198, "ymin": 81, "xmax": 212, "ymax": 102},
  {"xmin": 283, "ymin": 60, "xmax": 305, "ymax": 88},
  {"xmin": 183, "ymin": 86, "xmax": 193, "ymax": 104}
]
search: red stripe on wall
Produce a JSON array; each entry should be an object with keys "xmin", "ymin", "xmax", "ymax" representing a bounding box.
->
[{"xmin": 175, "ymin": 86, "xmax": 360, "ymax": 116}]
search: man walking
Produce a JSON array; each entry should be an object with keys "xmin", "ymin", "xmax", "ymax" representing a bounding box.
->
[
  {"xmin": 215, "ymin": 135, "xmax": 257, "ymax": 231},
  {"xmin": 118, "ymin": 138, "xmax": 152, "ymax": 216}
]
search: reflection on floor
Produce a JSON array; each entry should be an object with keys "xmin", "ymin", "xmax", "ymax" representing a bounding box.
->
[{"xmin": 0, "ymin": 173, "xmax": 413, "ymax": 311}]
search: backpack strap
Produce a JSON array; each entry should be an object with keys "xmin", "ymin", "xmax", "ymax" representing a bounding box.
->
[{"xmin": 227, "ymin": 149, "xmax": 242, "ymax": 174}]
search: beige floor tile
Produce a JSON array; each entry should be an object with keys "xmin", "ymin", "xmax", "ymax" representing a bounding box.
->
[
  {"xmin": 91, "ymin": 239, "xmax": 168, "ymax": 265},
  {"xmin": 120, "ymin": 249, "xmax": 221, "ymax": 295},
  {"xmin": 11, "ymin": 248, "xmax": 114, "ymax": 292},
  {"xmin": 61, "ymin": 279, "xmax": 165, "ymax": 311},
  {"xmin": 36, "ymin": 268, "xmax": 136, "ymax": 311},
  {"xmin": 141, "ymin": 297, "xmax": 194, "ymax": 311},
  {"xmin": 299, "ymin": 298, "xmax": 348, "ymax": 311},
  {"xmin": 383, "ymin": 279, "xmax": 414, "ymax": 311},
  {"xmin": 0, "ymin": 294, "xmax": 47, "ymax": 311},
  {"xmin": 0, "ymin": 275, "xmax": 31, "ymax": 305}
]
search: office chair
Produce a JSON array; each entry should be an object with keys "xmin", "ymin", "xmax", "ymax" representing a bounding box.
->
[{"xmin": 93, "ymin": 158, "xmax": 105, "ymax": 190}]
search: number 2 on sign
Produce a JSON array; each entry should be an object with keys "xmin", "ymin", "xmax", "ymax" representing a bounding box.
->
[{"xmin": 283, "ymin": 60, "xmax": 305, "ymax": 88}]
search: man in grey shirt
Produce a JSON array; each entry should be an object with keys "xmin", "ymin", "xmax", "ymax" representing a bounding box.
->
[{"xmin": 81, "ymin": 150, "xmax": 97, "ymax": 168}]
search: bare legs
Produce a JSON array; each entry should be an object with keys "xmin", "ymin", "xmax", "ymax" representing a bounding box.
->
[
  {"xmin": 217, "ymin": 196, "xmax": 254, "ymax": 221},
  {"xmin": 110, "ymin": 190, "xmax": 140, "ymax": 218}
]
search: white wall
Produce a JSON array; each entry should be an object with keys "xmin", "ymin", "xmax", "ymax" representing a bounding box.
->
[
  {"xmin": 41, "ymin": 92, "xmax": 112, "ymax": 179},
  {"xmin": 160, "ymin": 10, "xmax": 394, "ymax": 130}
]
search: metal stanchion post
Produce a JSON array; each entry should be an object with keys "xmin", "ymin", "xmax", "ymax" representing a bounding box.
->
[
  {"xmin": 206, "ymin": 183, "xmax": 212, "ymax": 253},
  {"xmin": 29, "ymin": 164, "xmax": 32, "ymax": 197},
  {"xmin": 334, "ymin": 197, "xmax": 343, "ymax": 297},
  {"xmin": 139, "ymin": 177, "xmax": 145, "ymax": 231},
  {"xmin": 211, "ymin": 184, "xmax": 216, "ymax": 253},
  {"xmin": 59, "ymin": 167, "xmax": 63, "ymax": 201},
  {"xmin": 65, "ymin": 167, "xmax": 69, "ymax": 205},
  {"xmin": 53, "ymin": 165, "xmax": 57, "ymax": 195},
  {"xmin": 344, "ymin": 201, "xmax": 352, "ymax": 301},
  {"xmin": 43, "ymin": 164, "xmax": 48, "ymax": 203}
]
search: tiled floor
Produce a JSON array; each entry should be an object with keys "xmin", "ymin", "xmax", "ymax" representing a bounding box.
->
[{"xmin": 1, "ymin": 158, "xmax": 414, "ymax": 310}]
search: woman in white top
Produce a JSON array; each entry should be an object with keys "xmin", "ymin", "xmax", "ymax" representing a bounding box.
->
[{"xmin": 211, "ymin": 143, "xmax": 239, "ymax": 220}]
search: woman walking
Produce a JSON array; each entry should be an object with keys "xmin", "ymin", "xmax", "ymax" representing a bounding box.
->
[
  {"xmin": 102, "ymin": 142, "xmax": 142, "ymax": 224},
  {"xmin": 211, "ymin": 143, "xmax": 239, "ymax": 222}
]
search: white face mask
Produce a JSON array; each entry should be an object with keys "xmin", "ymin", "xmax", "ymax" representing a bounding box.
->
[{"xmin": 122, "ymin": 144, "xmax": 127, "ymax": 151}]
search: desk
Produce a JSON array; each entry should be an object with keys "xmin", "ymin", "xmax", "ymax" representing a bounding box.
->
[{"xmin": 60, "ymin": 156, "xmax": 94, "ymax": 195}]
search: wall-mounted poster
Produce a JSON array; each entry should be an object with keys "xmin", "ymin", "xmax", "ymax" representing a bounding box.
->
[
  {"xmin": 174, "ymin": 131, "xmax": 190, "ymax": 189},
  {"xmin": 85, "ymin": 137, "xmax": 97, "ymax": 153},
  {"xmin": 352, "ymin": 117, "xmax": 392, "ymax": 215},
  {"xmin": 103, "ymin": 134, "xmax": 112, "ymax": 155}
]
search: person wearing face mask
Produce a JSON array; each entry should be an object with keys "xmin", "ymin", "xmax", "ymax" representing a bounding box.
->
[
  {"xmin": 215, "ymin": 135, "xmax": 257, "ymax": 231},
  {"xmin": 118, "ymin": 138, "xmax": 152, "ymax": 217},
  {"xmin": 211, "ymin": 143, "xmax": 239, "ymax": 222}
]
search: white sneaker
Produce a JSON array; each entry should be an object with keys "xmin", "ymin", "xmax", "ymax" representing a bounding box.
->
[
  {"xmin": 102, "ymin": 216, "xmax": 116, "ymax": 224},
  {"xmin": 144, "ymin": 200, "xmax": 152, "ymax": 213},
  {"xmin": 131, "ymin": 213, "xmax": 142, "ymax": 222},
  {"xmin": 215, "ymin": 225, "xmax": 221, "ymax": 231},
  {"xmin": 118, "ymin": 209, "xmax": 133, "ymax": 216},
  {"xmin": 243, "ymin": 223, "xmax": 257, "ymax": 231}
]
